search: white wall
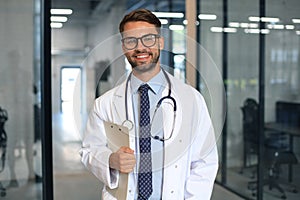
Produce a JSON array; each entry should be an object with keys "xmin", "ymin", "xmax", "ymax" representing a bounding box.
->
[{"xmin": 51, "ymin": 1, "xmax": 127, "ymax": 138}]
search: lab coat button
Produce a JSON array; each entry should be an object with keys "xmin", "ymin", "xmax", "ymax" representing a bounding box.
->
[
  {"xmin": 175, "ymin": 165, "xmax": 178, "ymax": 168},
  {"xmin": 171, "ymin": 190, "xmax": 174, "ymax": 194}
]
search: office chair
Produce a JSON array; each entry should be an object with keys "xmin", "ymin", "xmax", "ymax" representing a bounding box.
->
[
  {"xmin": 0, "ymin": 107, "xmax": 8, "ymax": 197},
  {"xmin": 241, "ymin": 98, "xmax": 298, "ymax": 199},
  {"xmin": 240, "ymin": 98, "xmax": 259, "ymax": 178}
]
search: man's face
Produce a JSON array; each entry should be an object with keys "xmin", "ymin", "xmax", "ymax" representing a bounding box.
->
[{"xmin": 121, "ymin": 21, "xmax": 164, "ymax": 73}]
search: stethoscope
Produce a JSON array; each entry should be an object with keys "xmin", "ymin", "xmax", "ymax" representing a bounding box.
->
[{"xmin": 122, "ymin": 68, "xmax": 177, "ymax": 141}]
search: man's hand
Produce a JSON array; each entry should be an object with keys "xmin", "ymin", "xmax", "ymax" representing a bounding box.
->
[{"xmin": 109, "ymin": 146, "xmax": 136, "ymax": 173}]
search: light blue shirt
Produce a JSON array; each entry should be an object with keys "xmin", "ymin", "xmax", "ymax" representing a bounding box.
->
[{"xmin": 130, "ymin": 69, "xmax": 166, "ymax": 199}]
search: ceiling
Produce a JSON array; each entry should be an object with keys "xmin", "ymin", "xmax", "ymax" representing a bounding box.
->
[
  {"xmin": 51, "ymin": 0, "xmax": 300, "ymax": 32},
  {"xmin": 51, "ymin": 0, "xmax": 186, "ymax": 26}
]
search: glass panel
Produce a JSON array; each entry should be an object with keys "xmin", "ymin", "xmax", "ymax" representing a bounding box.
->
[
  {"xmin": 198, "ymin": 0, "xmax": 224, "ymax": 184},
  {"xmin": 225, "ymin": 0, "xmax": 260, "ymax": 198},
  {"xmin": 0, "ymin": 0, "xmax": 43, "ymax": 199},
  {"xmin": 264, "ymin": 0, "xmax": 300, "ymax": 199}
]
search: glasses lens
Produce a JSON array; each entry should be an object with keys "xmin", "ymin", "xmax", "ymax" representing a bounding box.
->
[
  {"xmin": 123, "ymin": 37, "xmax": 137, "ymax": 50},
  {"xmin": 141, "ymin": 34, "xmax": 157, "ymax": 47},
  {"xmin": 122, "ymin": 34, "xmax": 159, "ymax": 50}
]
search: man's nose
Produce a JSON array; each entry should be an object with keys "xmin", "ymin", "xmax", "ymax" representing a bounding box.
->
[{"xmin": 136, "ymin": 38, "xmax": 146, "ymax": 49}]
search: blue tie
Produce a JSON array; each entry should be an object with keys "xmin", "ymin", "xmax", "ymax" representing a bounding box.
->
[{"xmin": 138, "ymin": 84, "xmax": 153, "ymax": 200}]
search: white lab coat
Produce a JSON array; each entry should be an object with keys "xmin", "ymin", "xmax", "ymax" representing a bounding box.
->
[{"xmin": 80, "ymin": 72, "xmax": 218, "ymax": 200}]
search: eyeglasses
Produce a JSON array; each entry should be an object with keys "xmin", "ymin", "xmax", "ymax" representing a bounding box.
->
[{"xmin": 121, "ymin": 34, "xmax": 160, "ymax": 50}]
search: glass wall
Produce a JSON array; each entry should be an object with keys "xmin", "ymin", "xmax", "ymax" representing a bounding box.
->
[
  {"xmin": 198, "ymin": 0, "xmax": 300, "ymax": 199},
  {"xmin": 0, "ymin": 0, "xmax": 43, "ymax": 199}
]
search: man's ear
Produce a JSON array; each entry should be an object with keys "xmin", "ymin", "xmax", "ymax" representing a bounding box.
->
[{"xmin": 159, "ymin": 37, "xmax": 164, "ymax": 50}]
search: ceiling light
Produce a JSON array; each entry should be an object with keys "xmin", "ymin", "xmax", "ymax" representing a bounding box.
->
[
  {"xmin": 229, "ymin": 22, "xmax": 239, "ymax": 28},
  {"xmin": 51, "ymin": 9, "xmax": 73, "ymax": 15},
  {"xmin": 249, "ymin": 23, "xmax": 259, "ymax": 28},
  {"xmin": 292, "ymin": 18, "xmax": 300, "ymax": 23},
  {"xmin": 296, "ymin": 30, "xmax": 300, "ymax": 35},
  {"xmin": 50, "ymin": 16, "xmax": 68, "ymax": 22},
  {"xmin": 261, "ymin": 29, "xmax": 270, "ymax": 34},
  {"xmin": 245, "ymin": 29, "xmax": 260, "ymax": 34},
  {"xmin": 240, "ymin": 23, "xmax": 249, "ymax": 28},
  {"xmin": 248, "ymin": 16, "xmax": 280, "ymax": 23},
  {"xmin": 244, "ymin": 29, "xmax": 269, "ymax": 34},
  {"xmin": 223, "ymin": 27, "xmax": 237, "ymax": 33},
  {"xmin": 285, "ymin": 25, "xmax": 295, "ymax": 30},
  {"xmin": 169, "ymin": 25, "xmax": 184, "ymax": 31},
  {"xmin": 248, "ymin": 16, "xmax": 260, "ymax": 22},
  {"xmin": 267, "ymin": 24, "xmax": 284, "ymax": 29},
  {"xmin": 51, "ymin": 22, "xmax": 63, "ymax": 28},
  {"xmin": 210, "ymin": 27, "xmax": 223, "ymax": 33},
  {"xmin": 159, "ymin": 19, "xmax": 168, "ymax": 25},
  {"xmin": 153, "ymin": 12, "xmax": 184, "ymax": 18},
  {"xmin": 198, "ymin": 14, "xmax": 217, "ymax": 20},
  {"xmin": 261, "ymin": 17, "xmax": 280, "ymax": 23}
]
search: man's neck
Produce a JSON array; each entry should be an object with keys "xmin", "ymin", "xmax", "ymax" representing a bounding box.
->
[{"xmin": 132, "ymin": 63, "xmax": 161, "ymax": 82}]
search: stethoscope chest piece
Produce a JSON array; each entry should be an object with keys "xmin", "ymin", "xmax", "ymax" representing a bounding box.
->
[{"xmin": 122, "ymin": 120, "xmax": 134, "ymax": 131}]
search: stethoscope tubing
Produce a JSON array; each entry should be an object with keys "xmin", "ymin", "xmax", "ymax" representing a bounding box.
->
[{"xmin": 123, "ymin": 68, "xmax": 176, "ymax": 141}]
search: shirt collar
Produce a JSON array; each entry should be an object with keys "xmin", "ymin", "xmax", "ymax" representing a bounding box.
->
[{"xmin": 130, "ymin": 69, "xmax": 166, "ymax": 95}]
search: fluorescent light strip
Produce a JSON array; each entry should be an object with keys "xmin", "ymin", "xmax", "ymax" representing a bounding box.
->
[
  {"xmin": 229, "ymin": 22, "xmax": 258, "ymax": 28},
  {"xmin": 198, "ymin": 14, "xmax": 217, "ymax": 20},
  {"xmin": 210, "ymin": 27, "xmax": 223, "ymax": 32},
  {"xmin": 51, "ymin": 9, "xmax": 73, "ymax": 15},
  {"xmin": 223, "ymin": 27, "xmax": 237, "ymax": 33},
  {"xmin": 210, "ymin": 27, "xmax": 237, "ymax": 33},
  {"xmin": 51, "ymin": 16, "xmax": 68, "ymax": 22},
  {"xmin": 244, "ymin": 29, "xmax": 270, "ymax": 34},
  {"xmin": 285, "ymin": 25, "xmax": 295, "ymax": 30},
  {"xmin": 169, "ymin": 25, "xmax": 184, "ymax": 31},
  {"xmin": 292, "ymin": 18, "xmax": 300, "ymax": 23},
  {"xmin": 229, "ymin": 22, "xmax": 239, "ymax": 27},
  {"xmin": 261, "ymin": 17, "xmax": 279, "ymax": 23},
  {"xmin": 50, "ymin": 22, "xmax": 63, "ymax": 28},
  {"xmin": 296, "ymin": 31, "xmax": 300, "ymax": 35},
  {"xmin": 153, "ymin": 12, "xmax": 184, "ymax": 18},
  {"xmin": 267, "ymin": 24, "xmax": 284, "ymax": 29},
  {"xmin": 249, "ymin": 16, "xmax": 280, "ymax": 23},
  {"xmin": 248, "ymin": 16, "xmax": 260, "ymax": 22},
  {"xmin": 159, "ymin": 19, "xmax": 168, "ymax": 25}
]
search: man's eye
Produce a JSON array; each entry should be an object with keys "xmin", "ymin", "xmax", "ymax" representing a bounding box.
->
[
  {"xmin": 144, "ymin": 36, "xmax": 154, "ymax": 41},
  {"xmin": 126, "ymin": 38, "xmax": 136, "ymax": 44}
]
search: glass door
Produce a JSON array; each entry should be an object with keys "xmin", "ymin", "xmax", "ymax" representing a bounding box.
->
[{"xmin": 0, "ymin": 0, "xmax": 44, "ymax": 199}]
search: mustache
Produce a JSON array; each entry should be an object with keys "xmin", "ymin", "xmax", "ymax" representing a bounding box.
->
[{"xmin": 132, "ymin": 50, "xmax": 153, "ymax": 56}]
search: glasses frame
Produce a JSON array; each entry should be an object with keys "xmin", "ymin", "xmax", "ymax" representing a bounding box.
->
[{"xmin": 121, "ymin": 33, "xmax": 161, "ymax": 50}]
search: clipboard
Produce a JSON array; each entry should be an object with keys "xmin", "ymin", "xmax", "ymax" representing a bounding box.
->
[{"xmin": 104, "ymin": 121, "xmax": 130, "ymax": 200}]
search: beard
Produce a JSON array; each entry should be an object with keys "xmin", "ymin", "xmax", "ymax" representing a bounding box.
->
[{"xmin": 127, "ymin": 49, "xmax": 160, "ymax": 73}]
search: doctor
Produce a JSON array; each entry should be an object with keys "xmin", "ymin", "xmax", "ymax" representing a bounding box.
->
[{"xmin": 81, "ymin": 9, "xmax": 218, "ymax": 200}]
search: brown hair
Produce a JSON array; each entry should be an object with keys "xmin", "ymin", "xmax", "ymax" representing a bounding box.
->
[{"xmin": 119, "ymin": 9, "xmax": 161, "ymax": 35}]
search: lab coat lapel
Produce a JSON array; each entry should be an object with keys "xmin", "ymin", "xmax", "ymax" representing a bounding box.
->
[
  {"xmin": 112, "ymin": 80, "xmax": 135, "ymax": 139},
  {"xmin": 112, "ymin": 82, "xmax": 126, "ymax": 124}
]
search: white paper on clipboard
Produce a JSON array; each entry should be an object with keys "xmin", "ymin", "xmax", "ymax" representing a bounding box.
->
[{"xmin": 104, "ymin": 121, "xmax": 129, "ymax": 200}]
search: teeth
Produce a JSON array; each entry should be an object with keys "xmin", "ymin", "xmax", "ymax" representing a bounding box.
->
[{"xmin": 136, "ymin": 55, "xmax": 148, "ymax": 58}]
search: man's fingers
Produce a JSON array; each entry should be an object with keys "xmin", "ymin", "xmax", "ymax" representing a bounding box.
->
[{"xmin": 120, "ymin": 146, "xmax": 134, "ymax": 154}]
